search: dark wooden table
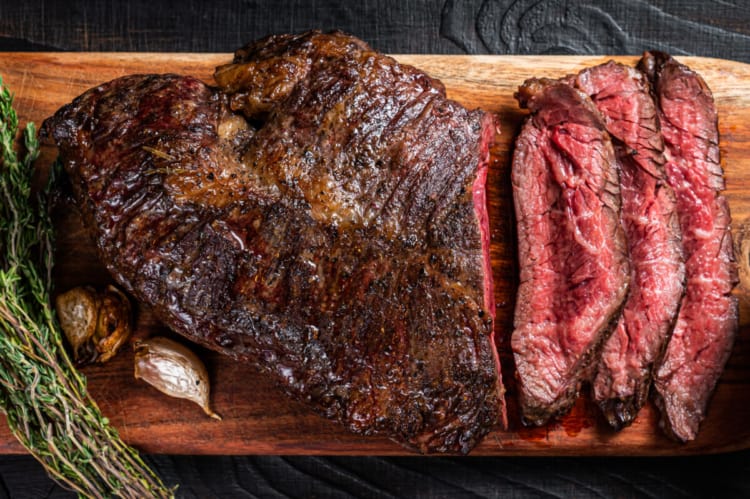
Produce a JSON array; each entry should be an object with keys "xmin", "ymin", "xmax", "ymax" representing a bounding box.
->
[{"xmin": 2, "ymin": 1, "xmax": 750, "ymax": 497}]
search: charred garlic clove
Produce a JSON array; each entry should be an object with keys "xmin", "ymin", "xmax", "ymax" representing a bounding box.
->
[
  {"xmin": 56, "ymin": 284, "xmax": 133, "ymax": 365},
  {"xmin": 134, "ymin": 337, "xmax": 221, "ymax": 420},
  {"xmin": 94, "ymin": 285, "xmax": 132, "ymax": 363}
]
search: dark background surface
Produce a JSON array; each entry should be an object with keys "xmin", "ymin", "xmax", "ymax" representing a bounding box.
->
[{"xmin": 1, "ymin": 0, "xmax": 750, "ymax": 497}]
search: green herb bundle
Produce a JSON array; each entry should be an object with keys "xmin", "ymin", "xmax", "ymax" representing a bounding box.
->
[{"xmin": 0, "ymin": 77, "xmax": 173, "ymax": 498}]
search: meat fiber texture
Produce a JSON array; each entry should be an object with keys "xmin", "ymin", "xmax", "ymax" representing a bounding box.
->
[
  {"xmin": 572, "ymin": 62, "xmax": 686, "ymax": 430},
  {"xmin": 41, "ymin": 31, "xmax": 504, "ymax": 454},
  {"xmin": 511, "ymin": 79, "xmax": 630, "ymax": 426},
  {"xmin": 640, "ymin": 51, "xmax": 738, "ymax": 442}
]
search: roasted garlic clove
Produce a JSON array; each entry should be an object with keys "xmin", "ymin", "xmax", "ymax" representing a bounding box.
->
[
  {"xmin": 55, "ymin": 286, "xmax": 99, "ymax": 361},
  {"xmin": 134, "ymin": 337, "xmax": 221, "ymax": 420},
  {"xmin": 94, "ymin": 285, "xmax": 132, "ymax": 363},
  {"xmin": 55, "ymin": 284, "xmax": 133, "ymax": 365}
]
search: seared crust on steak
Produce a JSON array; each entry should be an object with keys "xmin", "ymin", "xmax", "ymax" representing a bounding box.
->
[{"xmin": 42, "ymin": 32, "xmax": 503, "ymax": 454}]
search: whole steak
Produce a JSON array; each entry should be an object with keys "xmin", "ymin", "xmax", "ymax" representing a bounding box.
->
[
  {"xmin": 572, "ymin": 62, "xmax": 685, "ymax": 430},
  {"xmin": 640, "ymin": 51, "xmax": 738, "ymax": 442},
  {"xmin": 42, "ymin": 32, "xmax": 503, "ymax": 454},
  {"xmin": 511, "ymin": 79, "xmax": 630, "ymax": 426}
]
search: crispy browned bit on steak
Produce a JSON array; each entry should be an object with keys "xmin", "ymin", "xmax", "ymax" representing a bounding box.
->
[
  {"xmin": 511, "ymin": 79, "xmax": 630, "ymax": 426},
  {"xmin": 572, "ymin": 62, "xmax": 686, "ymax": 430},
  {"xmin": 41, "ymin": 31, "xmax": 504, "ymax": 454},
  {"xmin": 639, "ymin": 51, "xmax": 738, "ymax": 442}
]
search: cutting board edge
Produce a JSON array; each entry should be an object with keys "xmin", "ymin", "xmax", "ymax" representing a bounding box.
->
[{"xmin": 4, "ymin": 51, "xmax": 750, "ymax": 67}]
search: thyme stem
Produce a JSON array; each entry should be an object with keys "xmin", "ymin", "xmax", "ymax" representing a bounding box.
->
[{"xmin": 0, "ymin": 76, "xmax": 173, "ymax": 497}]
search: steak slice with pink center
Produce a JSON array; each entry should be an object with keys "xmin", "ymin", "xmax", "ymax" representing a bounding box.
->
[
  {"xmin": 572, "ymin": 61, "xmax": 686, "ymax": 429},
  {"xmin": 639, "ymin": 51, "xmax": 738, "ymax": 442},
  {"xmin": 511, "ymin": 79, "xmax": 630, "ymax": 425}
]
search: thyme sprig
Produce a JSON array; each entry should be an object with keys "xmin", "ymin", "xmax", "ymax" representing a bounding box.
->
[{"xmin": 0, "ymin": 76, "xmax": 173, "ymax": 498}]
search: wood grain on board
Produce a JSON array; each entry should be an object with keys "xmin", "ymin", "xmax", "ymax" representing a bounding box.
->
[{"xmin": 1, "ymin": 52, "xmax": 749, "ymax": 456}]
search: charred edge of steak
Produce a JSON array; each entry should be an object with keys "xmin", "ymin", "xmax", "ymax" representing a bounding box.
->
[
  {"xmin": 214, "ymin": 30, "xmax": 446, "ymax": 122},
  {"xmin": 572, "ymin": 61, "xmax": 686, "ymax": 431},
  {"xmin": 511, "ymin": 79, "xmax": 630, "ymax": 427},
  {"xmin": 41, "ymin": 32, "xmax": 503, "ymax": 455},
  {"xmin": 639, "ymin": 51, "xmax": 739, "ymax": 442},
  {"xmin": 597, "ymin": 395, "xmax": 640, "ymax": 431}
]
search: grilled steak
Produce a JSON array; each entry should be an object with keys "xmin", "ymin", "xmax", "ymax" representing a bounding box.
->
[
  {"xmin": 639, "ymin": 51, "xmax": 738, "ymax": 442},
  {"xmin": 42, "ymin": 31, "xmax": 504, "ymax": 454},
  {"xmin": 572, "ymin": 62, "xmax": 685, "ymax": 429},
  {"xmin": 511, "ymin": 79, "xmax": 630, "ymax": 426}
]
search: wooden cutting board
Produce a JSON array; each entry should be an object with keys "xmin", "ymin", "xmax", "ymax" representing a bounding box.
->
[{"xmin": 1, "ymin": 53, "xmax": 749, "ymax": 456}]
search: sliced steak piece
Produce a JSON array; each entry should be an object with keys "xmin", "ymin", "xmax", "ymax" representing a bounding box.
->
[
  {"xmin": 511, "ymin": 79, "xmax": 630, "ymax": 426},
  {"xmin": 42, "ymin": 31, "xmax": 503, "ymax": 454},
  {"xmin": 639, "ymin": 51, "xmax": 738, "ymax": 442},
  {"xmin": 572, "ymin": 62, "xmax": 686, "ymax": 429}
]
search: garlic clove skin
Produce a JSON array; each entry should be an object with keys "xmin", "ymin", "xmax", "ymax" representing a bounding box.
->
[{"xmin": 134, "ymin": 337, "xmax": 221, "ymax": 420}]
